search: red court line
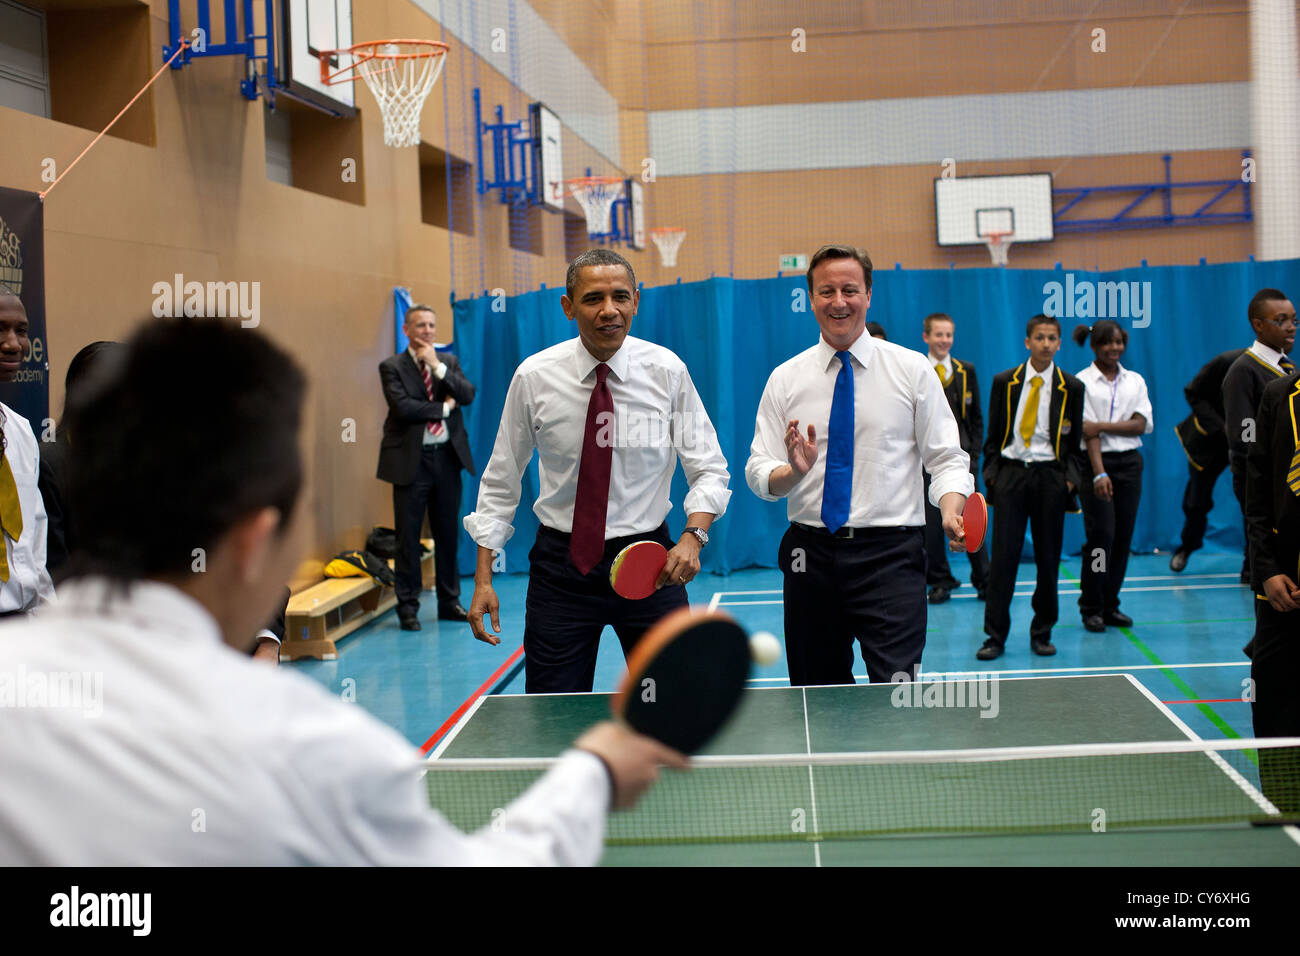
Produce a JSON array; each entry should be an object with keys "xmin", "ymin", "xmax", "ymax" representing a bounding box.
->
[
  {"xmin": 1161, "ymin": 699, "xmax": 1247, "ymax": 704},
  {"xmin": 420, "ymin": 644, "xmax": 525, "ymax": 755}
]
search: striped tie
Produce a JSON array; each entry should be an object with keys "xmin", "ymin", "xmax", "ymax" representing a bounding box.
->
[
  {"xmin": 1281, "ymin": 355, "xmax": 1296, "ymax": 374},
  {"xmin": 421, "ymin": 362, "xmax": 445, "ymax": 438},
  {"xmin": 1288, "ymin": 447, "xmax": 1300, "ymax": 496}
]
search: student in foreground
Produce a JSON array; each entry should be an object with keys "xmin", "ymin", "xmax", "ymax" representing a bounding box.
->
[{"xmin": 0, "ymin": 318, "xmax": 682, "ymax": 865}]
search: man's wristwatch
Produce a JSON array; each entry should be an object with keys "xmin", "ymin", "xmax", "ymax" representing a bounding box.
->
[{"xmin": 683, "ymin": 527, "xmax": 709, "ymax": 547}]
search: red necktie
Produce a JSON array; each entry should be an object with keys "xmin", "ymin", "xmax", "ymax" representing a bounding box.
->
[
  {"xmin": 570, "ymin": 363, "xmax": 612, "ymax": 574},
  {"xmin": 421, "ymin": 362, "xmax": 445, "ymax": 438}
]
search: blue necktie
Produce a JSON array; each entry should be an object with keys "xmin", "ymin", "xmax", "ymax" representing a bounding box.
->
[{"xmin": 821, "ymin": 350, "xmax": 853, "ymax": 533}]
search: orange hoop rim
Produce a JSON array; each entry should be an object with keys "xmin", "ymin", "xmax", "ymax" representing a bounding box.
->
[
  {"xmin": 649, "ymin": 226, "xmax": 686, "ymax": 235},
  {"xmin": 319, "ymin": 39, "xmax": 450, "ymax": 86},
  {"xmin": 982, "ymin": 231, "xmax": 1014, "ymax": 244},
  {"xmin": 564, "ymin": 176, "xmax": 624, "ymax": 196}
]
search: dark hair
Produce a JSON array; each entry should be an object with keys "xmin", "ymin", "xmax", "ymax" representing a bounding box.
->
[
  {"xmin": 1071, "ymin": 320, "xmax": 1127, "ymax": 349},
  {"xmin": 405, "ymin": 303, "xmax": 436, "ymax": 323},
  {"xmin": 565, "ymin": 249, "xmax": 637, "ymax": 299},
  {"xmin": 60, "ymin": 341, "xmax": 124, "ymax": 433},
  {"xmin": 1249, "ymin": 288, "xmax": 1289, "ymax": 325},
  {"xmin": 1026, "ymin": 314, "xmax": 1060, "ymax": 337},
  {"xmin": 866, "ymin": 321, "xmax": 888, "ymax": 340},
  {"xmin": 923, "ymin": 313, "xmax": 953, "ymax": 333},
  {"xmin": 63, "ymin": 319, "xmax": 306, "ymax": 583},
  {"xmin": 806, "ymin": 244, "xmax": 873, "ymax": 294}
]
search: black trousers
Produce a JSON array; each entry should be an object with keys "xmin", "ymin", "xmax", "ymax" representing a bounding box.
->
[
  {"xmin": 523, "ymin": 522, "xmax": 688, "ymax": 694},
  {"xmin": 780, "ymin": 523, "xmax": 927, "ymax": 686},
  {"xmin": 1077, "ymin": 450, "xmax": 1143, "ymax": 618},
  {"xmin": 1230, "ymin": 463, "xmax": 1251, "ymax": 576},
  {"xmin": 392, "ymin": 443, "xmax": 463, "ymax": 616},
  {"xmin": 1178, "ymin": 455, "xmax": 1235, "ymax": 556},
  {"xmin": 923, "ymin": 471, "xmax": 990, "ymax": 591},
  {"xmin": 1251, "ymin": 597, "xmax": 1300, "ymax": 813},
  {"xmin": 984, "ymin": 462, "xmax": 1070, "ymax": 645}
]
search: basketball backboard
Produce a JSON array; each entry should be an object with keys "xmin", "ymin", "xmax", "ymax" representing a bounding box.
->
[
  {"xmin": 282, "ymin": 0, "xmax": 354, "ymax": 116},
  {"xmin": 934, "ymin": 173, "xmax": 1054, "ymax": 246},
  {"xmin": 531, "ymin": 102, "xmax": 563, "ymax": 210}
]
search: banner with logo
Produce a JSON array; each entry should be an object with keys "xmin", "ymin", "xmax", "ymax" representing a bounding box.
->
[{"xmin": 0, "ymin": 186, "xmax": 49, "ymax": 433}]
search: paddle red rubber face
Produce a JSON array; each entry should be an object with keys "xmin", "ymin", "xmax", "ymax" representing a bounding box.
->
[
  {"xmin": 963, "ymin": 492, "xmax": 988, "ymax": 553},
  {"xmin": 612, "ymin": 607, "xmax": 751, "ymax": 754},
  {"xmin": 609, "ymin": 540, "xmax": 668, "ymax": 600}
]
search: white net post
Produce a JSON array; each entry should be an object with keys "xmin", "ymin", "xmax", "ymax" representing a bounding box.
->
[{"xmin": 650, "ymin": 228, "xmax": 686, "ymax": 268}]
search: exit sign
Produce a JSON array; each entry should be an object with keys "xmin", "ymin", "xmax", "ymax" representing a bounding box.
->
[{"xmin": 779, "ymin": 254, "xmax": 808, "ymax": 271}]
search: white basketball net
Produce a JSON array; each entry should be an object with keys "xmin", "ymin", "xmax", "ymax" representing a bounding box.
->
[
  {"xmin": 357, "ymin": 44, "xmax": 447, "ymax": 148},
  {"xmin": 568, "ymin": 179, "xmax": 622, "ymax": 236},
  {"xmin": 650, "ymin": 229, "xmax": 686, "ymax": 268},
  {"xmin": 983, "ymin": 232, "xmax": 1014, "ymax": 266}
]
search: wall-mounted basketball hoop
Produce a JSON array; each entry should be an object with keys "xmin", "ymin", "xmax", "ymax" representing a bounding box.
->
[
  {"xmin": 316, "ymin": 39, "xmax": 448, "ymax": 148},
  {"xmin": 649, "ymin": 227, "xmax": 686, "ymax": 268}
]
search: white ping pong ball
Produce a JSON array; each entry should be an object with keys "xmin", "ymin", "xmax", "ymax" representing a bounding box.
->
[{"xmin": 749, "ymin": 631, "xmax": 781, "ymax": 666}]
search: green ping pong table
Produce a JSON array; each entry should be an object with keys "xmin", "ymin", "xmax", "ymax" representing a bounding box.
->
[{"xmin": 426, "ymin": 674, "xmax": 1300, "ymax": 866}]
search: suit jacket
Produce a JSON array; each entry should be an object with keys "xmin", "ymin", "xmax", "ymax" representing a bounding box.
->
[
  {"xmin": 1175, "ymin": 348, "xmax": 1245, "ymax": 471},
  {"xmin": 982, "ymin": 361, "xmax": 1086, "ymax": 504},
  {"xmin": 377, "ymin": 350, "xmax": 476, "ymax": 485},
  {"xmin": 1223, "ymin": 348, "xmax": 1289, "ymax": 475},
  {"xmin": 937, "ymin": 357, "xmax": 983, "ymax": 472},
  {"xmin": 1245, "ymin": 371, "xmax": 1300, "ymax": 589}
]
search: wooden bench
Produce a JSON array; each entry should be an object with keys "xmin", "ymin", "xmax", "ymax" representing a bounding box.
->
[{"xmin": 279, "ymin": 541, "xmax": 433, "ymax": 662}]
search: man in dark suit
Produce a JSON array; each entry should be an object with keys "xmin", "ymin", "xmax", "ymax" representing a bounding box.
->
[
  {"xmin": 977, "ymin": 314, "xmax": 1086, "ymax": 661},
  {"xmin": 378, "ymin": 304, "xmax": 476, "ymax": 629},
  {"xmin": 1244, "ymin": 370, "xmax": 1300, "ymax": 812},
  {"xmin": 1222, "ymin": 289, "xmax": 1297, "ymax": 584},
  {"xmin": 920, "ymin": 312, "xmax": 990, "ymax": 602},
  {"xmin": 1170, "ymin": 348, "xmax": 1246, "ymax": 574}
]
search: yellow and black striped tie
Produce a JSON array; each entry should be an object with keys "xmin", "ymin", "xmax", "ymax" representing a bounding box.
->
[
  {"xmin": 0, "ymin": 455, "xmax": 22, "ymax": 583},
  {"xmin": 1288, "ymin": 445, "xmax": 1300, "ymax": 496}
]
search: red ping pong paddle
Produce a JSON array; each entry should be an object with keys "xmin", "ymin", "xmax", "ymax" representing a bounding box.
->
[
  {"xmin": 609, "ymin": 540, "xmax": 669, "ymax": 600},
  {"xmin": 960, "ymin": 491, "xmax": 987, "ymax": 553},
  {"xmin": 611, "ymin": 607, "xmax": 751, "ymax": 754}
]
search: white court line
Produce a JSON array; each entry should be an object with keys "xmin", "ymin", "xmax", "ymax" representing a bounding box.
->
[
  {"xmin": 424, "ymin": 694, "xmax": 489, "ymax": 762},
  {"xmin": 744, "ymin": 661, "xmax": 1251, "ymax": 683},
  {"xmin": 717, "ymin": 582, "xmax": 1246, "ymax": 607},
  {"xmin": 1124, "ymin": 674, "xmax": 1300, "ymax": 849},
  {"xmin": 800, "ymin": 686, "xmax": 821, "ymax": 868},
  {"xmin": 707, "ymin": 590, "xmax": 723, "ymax": 612}
]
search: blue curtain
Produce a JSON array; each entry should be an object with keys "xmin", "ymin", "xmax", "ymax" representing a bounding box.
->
[{"xmin": 452, "ymin": 259, "xmax": 1300, "ymax": 576}]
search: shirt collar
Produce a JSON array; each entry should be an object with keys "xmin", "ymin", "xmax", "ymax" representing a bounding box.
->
[
  {"xmin": 1089, "ymin": 360, "xmax": 1126, "ymax": 380},
  {"xmin": 575, "ymin": 336, "xmax": 632, "ymax": 383},
  {"xmin": 45, "ymin": 577, "xmax": 226, "ymax": 648},
  {"xmin": 406, "ymin": 345, "xmax": 424, "ymax": 366},
  {"xmin": 1252, "ymin": 339, "xmax": 1287, "ymax": 368},
  {"xmin": 817, "ymin": 329, "xmax": 874, "ymax": 372},
  {"xmin": 928, "ymin": 352, "xmax": 951, "ymax": 369},
  {"xmin": 1024, "ymin": 360, "xmax": 1055, "ymax": 384}
]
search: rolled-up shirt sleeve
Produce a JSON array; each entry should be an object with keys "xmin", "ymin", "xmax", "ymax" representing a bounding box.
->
[
  {"xmin": 463, "ymin": 373, "xmax": 536, "ymax": 551},
  {"xmin": 745, "ymin": 371, "xmax": 788, "ymax": 501},
  {"xmin": 914, "ymin": 361, "xmax": 973, "ymax": 505},
  {"xmin": 1134, "ymin": 376, "xmax": 1154, "ymax": 433},
  {"xmin": 673, "ymin": 368, "xmax": 732, "ymax": 518}
]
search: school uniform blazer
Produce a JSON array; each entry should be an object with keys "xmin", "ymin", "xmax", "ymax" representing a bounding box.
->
[
  {"xmin": 941, "ymin": 357, "xmax": 983, "ymax": 473},
  {"xmin": 1245, "ymin": 371, "xmax": 1300, "ymax": 590},
  {"xmin": 982, "ymin": 362, "xmax": 1086, "ymax": 505},
  {"xmin": 1175, "ymin": 348, "xmax": 1244, "ymax": 471}
]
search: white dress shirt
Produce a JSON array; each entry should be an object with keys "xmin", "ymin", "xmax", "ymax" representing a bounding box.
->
[
  {"xmin": 464, "ymin": 336, "xmax": 732, "ymax": 551},
  {"xmin": 0, "ymin": 402, "xmax": 53, "ymax": 613},
  {"xmin": 1077, "ymin": 361, "xmax": 1154, "ymax": 453},
  {"xmin": 745, "ymin": 332, "xmax": 972, "ymax": 527},
  {"xmin": 409, "ymin": 346, "xmax": 451, "ymax": 447},
  {"xmin": 1000, "ymin": 361, "xmax": 1058, "ymax": 463},
  {"xmin": 0, "ymin": 578, "xmax": 610, "ymax": 865},
  {"xmin": 1249, "ymin": 339, "xmax": 1290, "ymax": 373}
]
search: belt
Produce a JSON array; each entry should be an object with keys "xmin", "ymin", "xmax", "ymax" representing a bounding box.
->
[
  {"xmin": 792, "ymin": 522, "xmax": 877, "ymax": 540},
  {"xmin": 1007, "ymin": 458, "xmax": 1061, "ymax": 470}
]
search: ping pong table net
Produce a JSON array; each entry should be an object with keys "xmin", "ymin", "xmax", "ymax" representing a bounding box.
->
[{"xmin": 423, "ymin": 737, "xmax": 1300, "ymax": 846}]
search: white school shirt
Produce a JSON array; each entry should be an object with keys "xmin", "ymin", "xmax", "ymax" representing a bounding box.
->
[
  {"xmin": 0, "ymin": 578, "xmax": 610, "ymax": 865},
  {"xmin": 744, "ymin": 331, "xmax": 972, "ymax": 527},
  {"xmin": 464, "ymin": 336, "xmax": 732, "ymax": 551},
  {"xmin": 1000, "ymin": 361, "xmax": 1058, "ymax": 463},
  {"xmin": 1076, "ymin": 362, "xmax": 1154, "ymax": 453},
  {"xmin": 0, "ymin": 402, "xmax": 53, "ymax": 613}
]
